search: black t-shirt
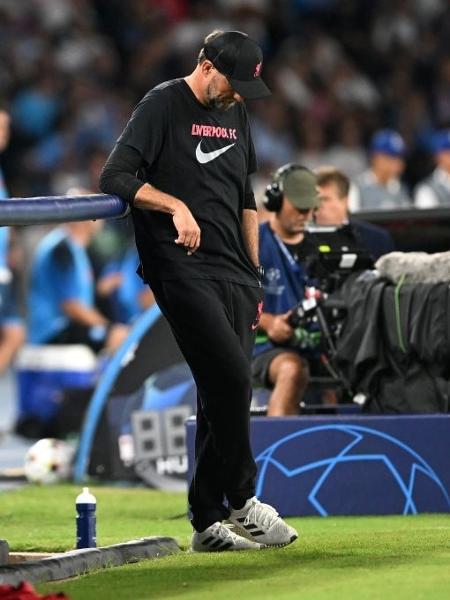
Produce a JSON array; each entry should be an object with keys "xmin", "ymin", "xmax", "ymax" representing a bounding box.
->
[{"xmin": 116, "ymin": 78, "xmax": 260, "ymax": 287}]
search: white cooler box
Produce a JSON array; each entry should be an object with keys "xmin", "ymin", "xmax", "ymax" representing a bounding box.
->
[{"xmin": 15, "ymin": 345, "xmax": 98, "ymax": 423}]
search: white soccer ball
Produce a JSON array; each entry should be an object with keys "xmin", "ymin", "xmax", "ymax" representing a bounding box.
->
[{"xmin": 24, "ymin": 438, "xmax": 75, "ymax": 484}]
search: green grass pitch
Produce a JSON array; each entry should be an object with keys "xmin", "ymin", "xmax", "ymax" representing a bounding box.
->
[{"xmin": 2, "ymin": 485, "xmax": 450, "ymax": 599}]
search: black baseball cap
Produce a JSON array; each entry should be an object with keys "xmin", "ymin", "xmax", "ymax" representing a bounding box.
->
[{"xmin": 203, "ymin": 31, "xmax": 271, "ymax": 100}]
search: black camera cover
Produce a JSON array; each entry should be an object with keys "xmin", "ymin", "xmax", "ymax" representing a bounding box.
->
[{"xmin": 304, "ymin": 224, "xmax": 374, "ymax": 280}]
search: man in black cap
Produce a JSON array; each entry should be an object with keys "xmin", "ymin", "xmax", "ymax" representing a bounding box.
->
[{"xmin": 100, "ymin": 30, "xmax": 297, "ymax": 552}]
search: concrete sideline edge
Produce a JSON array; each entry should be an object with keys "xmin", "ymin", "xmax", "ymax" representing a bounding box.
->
[{"xmin": 0, "ymin": 536, "xmax": 180, "ymax": 585}]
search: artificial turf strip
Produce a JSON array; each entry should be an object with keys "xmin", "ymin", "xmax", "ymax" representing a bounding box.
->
[{"xmin": 2, "ymin": 486, "xmax": 450, "ymax": 599}]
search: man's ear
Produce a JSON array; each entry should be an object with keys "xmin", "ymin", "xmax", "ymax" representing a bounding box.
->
[{"xmin": 201, "ymin": 60, "xmax": 214, "ymax": 77}]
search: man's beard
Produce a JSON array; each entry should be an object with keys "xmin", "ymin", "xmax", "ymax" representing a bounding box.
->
[
  {"xmin": 210, "ymin": 98, "xmax": 236, "ymax": 111},
  {"xmin": 205, "ymin": 85, "xmax": 236, "ymax": 111},
  {"xmin": 205, "ymin": 96, "xmax": 236, "ymax": 111}
]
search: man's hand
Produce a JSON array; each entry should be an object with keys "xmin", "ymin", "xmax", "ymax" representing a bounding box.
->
[
  {"xmin": 173, "ymin": 202, "xmax": 201, "ymax": 255},
  {"xmin": 132, "ymin": 184, "xmax": 201, "ymax": 255},
  {"xmin": 264, "ymin": 312, "xmax": 295, "ymax": 344}
]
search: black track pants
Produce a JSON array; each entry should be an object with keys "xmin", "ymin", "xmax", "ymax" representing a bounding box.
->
[{"xmin": 151, "ymin": 278, "xmax": 262, "ymax": 531}]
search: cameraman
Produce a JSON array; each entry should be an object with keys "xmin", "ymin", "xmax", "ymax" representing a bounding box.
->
[{"xmin": 253, "ymin": 164, "xmax": 319, "ymax": 416}]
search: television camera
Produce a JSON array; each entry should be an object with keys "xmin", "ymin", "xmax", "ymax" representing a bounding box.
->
[{"xmin": 288, "ymin": 224, "xmax": 375, "ymax": 396}]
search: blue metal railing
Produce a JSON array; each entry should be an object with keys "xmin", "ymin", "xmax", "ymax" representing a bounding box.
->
[{"xmin": 0, "ymin": 194, "xmax": 128, "ymax": 226}]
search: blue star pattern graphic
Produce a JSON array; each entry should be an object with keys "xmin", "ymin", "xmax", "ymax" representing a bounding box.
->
[
  {"xmin": 142, "ymin": 362, "xmax": 196, "ymax": 412},
  {"xmin": 255, "ymin": 424, "xmax": 450, "ymax": 516}
]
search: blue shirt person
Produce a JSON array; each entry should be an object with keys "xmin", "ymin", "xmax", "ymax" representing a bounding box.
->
[
  {"xmin": 28, "ymin": 221, "xmax": 129, "ymax": 353},
  {"xmin": 349, "ymin": 129, "xmax": 411, "ymax": 212},
  {"xmin": 414, "ymin": 130, "xmax": 450, "ymax": 208},
  {"xmin": 97, "ymin": 245, "xmax": 154, "ymax": 324}
]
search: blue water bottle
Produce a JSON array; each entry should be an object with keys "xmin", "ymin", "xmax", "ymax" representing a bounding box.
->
[{"xmin": 76, "ymin": 487, "xmax": 97, "ymax": 549}]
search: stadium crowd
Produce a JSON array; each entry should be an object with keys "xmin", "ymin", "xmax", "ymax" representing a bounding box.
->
[{"xmin": 1, "ymin": 0, "xmax": 450, "ymax": 201}]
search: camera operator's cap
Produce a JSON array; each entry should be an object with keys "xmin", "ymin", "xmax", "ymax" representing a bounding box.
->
[
  {"xmin": 370, "ymin": 129, "xmax": 406, "ymax": 157},
  {"xmin": 283, "ymin": 169, "xmax": 319, "ymax": 210},
  {"xmin": 432, "ymin": 129, "xmax": 450, "ymax": 153},
  {"xmin": 203, "ymin": 31, "xmax": 271, "ymax": 99}
]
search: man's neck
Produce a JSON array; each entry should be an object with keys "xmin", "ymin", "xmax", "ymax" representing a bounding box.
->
[
  {"xmin": 270, "ymin": 218, "xmax": 304, "ymax": 244},
  {"xmin": 184, "ymin": 70, "xmax": 206, "ymax": 105},
  {"xmin": 371, "ymin": 168, "xmax": 392, "ymax": 185}
]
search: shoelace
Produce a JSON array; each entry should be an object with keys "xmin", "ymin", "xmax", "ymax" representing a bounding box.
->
[
  {"xmin": 243, "ymin": 499, "xmax": 280, "ymax": 529},
  {"xmin": 211, "ymin": 522, "xmax": 240, "ymax": 543}
]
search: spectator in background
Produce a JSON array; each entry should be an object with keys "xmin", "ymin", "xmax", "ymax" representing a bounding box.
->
[
  {"xmin": 11, "ymin": 75, "xmax": 62, "ymax": 142},
  {"xmin": 253, "ymin": 164, "xmax": 319, "ymax": 416},
  {"xmin": 372, "ymin": 0, "xmax": 419, "ymax": 56},
  {"xmin": 27, "ymin": 217, "xmax": 128, "ymax": 354},
  {"xmin": 97, "ymin": 245, "xmax": 155, "ymax": 324},
  {"xmin": 414, "ymin": 130, "xmax": 450, "ymax": 208},
  {"xmin": 250, "ymin": 97, "xmax": 296, "ymax": 169},
  {"xmin": 2, "ymin": 0, "xmax": 450, "ymax": 204},
  {"xmin": 349, "ymin": 129, "xmax": 411, "ymax": 212},
  {"xmin": 0, "ymin": 107, "xmax": 25, "ymax": 372},
  {"xmin": 296, "ymin": 120, "xmax": 328, "ymax": 171},
  {"xmin": 324, "ymin": 117, "xmax": 368, "ymax": 179},
  {"xmin": 433, "ymin": 57, "xmax": 450, "ymax": 127},
  {"xmin": 274, "ymin": 47, "xmax": 314, "ymax": 113},
  {"xmin": 330, "ymin": 59, "xmax": 380, "ymax": 112},
  {"xmin": 315, "ymin": 166, "xmax": 395, "ymax": 260}
]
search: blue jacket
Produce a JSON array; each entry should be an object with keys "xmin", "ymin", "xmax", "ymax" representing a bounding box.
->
[
  {"xmin": 255, "ymin": 222, "xmax": 311, "ymax": 356},
  {"xmin": 28, "ymin": 228, "xmax": 95, "ymax": 343},
  {"xmin": 351, "ymin": 219, "xmax": 395, "ymax": 261}
]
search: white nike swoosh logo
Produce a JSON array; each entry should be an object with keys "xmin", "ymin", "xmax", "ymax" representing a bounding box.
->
[{"xmin": 195, "ymin": 140, "xmax": 235, "ymax": 164}]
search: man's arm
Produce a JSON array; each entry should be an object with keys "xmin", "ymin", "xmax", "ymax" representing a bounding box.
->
[
  {"xmin": 133, "ymin": 183, "xmax": 201, "ymax": 254},
  {"xmin": 0, "ymin": 323, "xmax": 24, "ymax": 373},
  {"xmin": 241, "ymin": 172, "xmax": 260, "ymax": 267},
  {"xmin": 54, "ymin": 243, "xmax": 113, "ymax": 328},
  {"xmin": 259, "ymin": 312, "xmax": 295, "ymax": 343},
  {"xmin": 242, "ymin": 208, "xmax": 259, "ymax": 267},
  {"xmin": 61, "ymin": 300, "xmax": 110, "ymax": 327},
  {"xmin": 62, "ymin": 300, "xmax": 129, "ymax": 352},
  {"xmin": 100, "ymin": 143, "xmax": 200, "ymax": 254}
]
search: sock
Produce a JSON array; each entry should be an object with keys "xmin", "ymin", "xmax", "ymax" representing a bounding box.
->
[{"xmin": 230, "ymin": 497, "xmax": 250, "ymax": 511}]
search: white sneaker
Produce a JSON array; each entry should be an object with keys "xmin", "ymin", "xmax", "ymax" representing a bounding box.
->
[
  {"xmin": 228, "ymin": 497, "xmax": 298, "ymax": 547},
  {"xmin": 191, "ymin": 521, "xmax": 263, "ymax": 552}
]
